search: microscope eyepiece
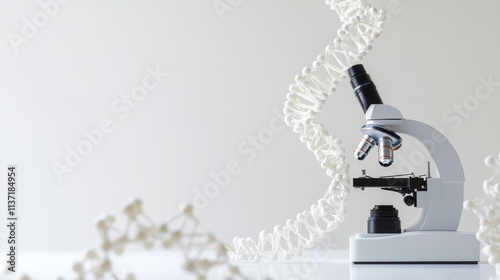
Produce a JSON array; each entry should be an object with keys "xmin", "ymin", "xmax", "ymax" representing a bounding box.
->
[{"xmin": 348, "ymin": 64, "xmax": 383, "ymax": 114}]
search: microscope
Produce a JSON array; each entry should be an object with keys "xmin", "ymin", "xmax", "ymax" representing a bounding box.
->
[{"xmin": 347, "ymin": 64, "xmax": 479, "ymax": 264}]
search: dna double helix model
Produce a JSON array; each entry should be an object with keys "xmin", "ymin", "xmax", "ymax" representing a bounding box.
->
[
  {"xmin": 465, "ymin": 154, "xmax": 500, "ymax": 277},
  {"xmin": 231, "ymin": 0, "xmax": 387, "ymax": 261}
]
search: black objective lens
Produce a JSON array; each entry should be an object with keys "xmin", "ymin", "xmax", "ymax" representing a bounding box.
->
[
  {"xmin": 367, "ymin": 205, "xmax": 401, "ymax": 234},
  {"xmin": 348, "ymin": 64, "xmax": 383, "ymax": 114}
]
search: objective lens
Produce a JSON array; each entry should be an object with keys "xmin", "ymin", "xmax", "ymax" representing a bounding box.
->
[
  {"xmin": 378, "ymin": 136, "xmax": 394, "ymax": 166},
  {"xmin": 354, "ymin": 134, "xmax": 375, "ymax": 160}
]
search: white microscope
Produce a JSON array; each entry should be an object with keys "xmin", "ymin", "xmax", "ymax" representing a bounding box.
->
[{"xmin": 347, "ymin": 64, "xmax": 479, "ymax": 264}]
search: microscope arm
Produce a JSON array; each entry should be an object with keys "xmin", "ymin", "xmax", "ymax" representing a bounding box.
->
[{"xmin": 365, "ymin": 105, "xmax": 465, "ymax": 231}]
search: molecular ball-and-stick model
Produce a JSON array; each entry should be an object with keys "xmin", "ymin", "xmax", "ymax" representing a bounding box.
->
[
  {"xmin": 465, "ymin": 154, "xmax": 500, "ymax": 278},
  {"xmin": 74, "ymin": 200, "xmax": 248, "ymax": 280},
  {"xmin": 5, "ymin": 200, "xmax": 249, "ymax": 280}
]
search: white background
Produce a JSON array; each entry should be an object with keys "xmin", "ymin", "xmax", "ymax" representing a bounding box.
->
[{"xmin": 0, "ymin": 0, "xmax": 499, "ymax": 253}]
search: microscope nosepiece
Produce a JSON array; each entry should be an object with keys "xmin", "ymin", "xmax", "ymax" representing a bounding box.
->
[
  {"xmin": 378, "ymin": 137, "xmax": 394, "ymax": 166},
  {"xmin": 354, "ymin": 134, "xmax": 375, "ymax": 160}
]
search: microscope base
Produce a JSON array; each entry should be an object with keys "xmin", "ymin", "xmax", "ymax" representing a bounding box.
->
[{"xmin": 350, "ymin": 231, "xmax": 479, "ymax": 264}]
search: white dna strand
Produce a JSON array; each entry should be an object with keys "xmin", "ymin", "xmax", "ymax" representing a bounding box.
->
[
  {"xmin": 231, "ymin": 0, "xmax": 387, "ymax": 261},
  {"xmin": 465, "ymin": 154, "xmax": 500, "ymax": 278}
]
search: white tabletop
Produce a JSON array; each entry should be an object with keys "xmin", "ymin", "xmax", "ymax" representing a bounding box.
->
[{"xmin": 3, "ymin": 250, "xmax": 497, "ymax": 280}]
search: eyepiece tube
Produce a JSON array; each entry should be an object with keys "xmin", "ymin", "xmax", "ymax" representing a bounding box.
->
[{"xmin": 348, "ymin": 64, "xmax": 383, "ymax": 114}]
